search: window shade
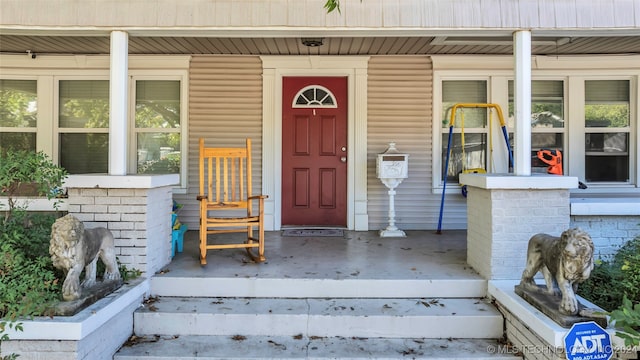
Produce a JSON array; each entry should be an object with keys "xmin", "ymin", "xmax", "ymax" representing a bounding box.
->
[
  {"xmin": 586, "ymin": 80, "xmax": 629, "ymax": 102},
  {"xmin": 443, "ymin": 81, "xmax": 487, "ymax": 102},
  {"xmin": 136, "ymin": 81, "xmax": 180, "ymax": 101}
]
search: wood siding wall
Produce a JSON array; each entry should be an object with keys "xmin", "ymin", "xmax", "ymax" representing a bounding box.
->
[
  {"xmin": 3, "ymin": 0, "xmax": 639, "ymax": 30},
  {"xmin": 367, "ymin": 56, "xmax": 467, "ymax": 230},
  {"xmin": 175, "ymin": 56, "xmax": 263, "ymax": 229}
]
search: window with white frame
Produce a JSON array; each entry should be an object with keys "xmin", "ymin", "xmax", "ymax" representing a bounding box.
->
[
  {"xmin": 436, "ymin": 74, "xmax": 636, "ymax": 189},
  {"xmin": 133, "ymin": 79, "xmax": 181, "ymax": 175},
  {"xmin": 0, "ymin": 79, "xmax": 38, "ymax": 152},
  {"xmin": 509, "ymin": 80, "xmax": 566, "ymax": 174},
  {"xmin": 583, "ymin": 80, "xmax": 630, "ymax": 183},
  {"xmin": 440, "ymin": 80, "xmax": 488, "ymax": 183},
  {"xmin": 1, "ymin": 71, "xmax": 187, "ymax": 184},
  {"xmin": 58, "ymin": 79, "xmax": 110, "ymax": 174}
]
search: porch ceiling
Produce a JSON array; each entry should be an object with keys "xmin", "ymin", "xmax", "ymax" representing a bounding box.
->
[{"xmin": 1, "ymin": 34, "xmax": 639, "ymax": 56}]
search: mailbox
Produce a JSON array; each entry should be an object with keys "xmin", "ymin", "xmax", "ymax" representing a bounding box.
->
[
  {"xmin": 376, "ymin": 142, "xmax": 409, "ymax": 237},
  {"xmin": 377, "ymin": 143, "xmax": 409, "ymax": 179}
]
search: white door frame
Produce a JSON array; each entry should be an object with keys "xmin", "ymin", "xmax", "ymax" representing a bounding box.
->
[{"xmin": 260, "ymin": 56, "xmax": 370, "ymax": 231}]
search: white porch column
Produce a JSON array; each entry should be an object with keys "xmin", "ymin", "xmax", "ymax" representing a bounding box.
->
[
  {"xmin": 513, "ymin": 30, "xmax": 532, "ymax": 176},
  {"xmin": 109, "ymin": 31, "xmax": 129, "ymax": 175}
]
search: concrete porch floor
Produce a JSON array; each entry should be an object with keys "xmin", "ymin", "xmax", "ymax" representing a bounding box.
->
[{"xmin": 162, "ymin": 229, "xmax": 481, "ymax": 282}]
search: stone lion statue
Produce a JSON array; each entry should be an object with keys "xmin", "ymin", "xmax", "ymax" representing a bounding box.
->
[
  {"xmin": 50, "ymin": 214, "xmax": 121, "ymax": 301},
  {"xmin": 519, "ymin": 228, "xmax": 594, "ymax": 315}
]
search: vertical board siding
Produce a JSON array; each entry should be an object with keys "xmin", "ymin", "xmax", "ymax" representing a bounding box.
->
[
  {"xmin": 175, "ymin": 56, "xmax": 263, "ymax": 229},
  {"xmin": 3, "ymin": 0, "xmax": 637, "ymax": 29},
  {"xmin": 367, "ymin": 56, "xmax": 467, "ymax": 230}
]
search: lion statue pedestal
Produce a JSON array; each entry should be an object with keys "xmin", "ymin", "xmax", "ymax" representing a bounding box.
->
[
  {"xmin": 50, "ymin": 214, "xmax": 123, "ymax": 315},
  {"xmin": 515, "ymin": 228, "xmax": 607, "ymax": 328}
]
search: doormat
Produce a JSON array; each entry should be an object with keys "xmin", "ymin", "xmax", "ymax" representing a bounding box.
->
[{"xmin": 282, "ymin": 229, "xmax": 344, "ymax": 237}]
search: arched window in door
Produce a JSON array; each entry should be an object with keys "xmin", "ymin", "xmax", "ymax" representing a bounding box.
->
[{"xmin": 292, "ymin": 85, "xmax": 337, "ymax": 108}]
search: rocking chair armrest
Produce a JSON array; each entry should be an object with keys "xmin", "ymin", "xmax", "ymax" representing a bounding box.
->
[
  {"xmin": 196, "ymin": 195, "xmax": 207, "ymax": 201},
  {"xmin": 248, "ymin": 195, "xmax": 269, "ymax": 200}
]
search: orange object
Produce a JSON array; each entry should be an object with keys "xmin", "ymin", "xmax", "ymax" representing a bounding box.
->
[{"xmin": 537, "ymin": 149, "xmax": 563, "ymax": 175}]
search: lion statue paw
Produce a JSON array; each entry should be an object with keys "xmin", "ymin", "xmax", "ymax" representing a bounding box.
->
[
  {"xmin": 50, "ymin": 214, "xmax": 122, "ymax": 301},
  {"xmin": 519, "ymin": 228, "xmax": 594, "ymax": 316}
]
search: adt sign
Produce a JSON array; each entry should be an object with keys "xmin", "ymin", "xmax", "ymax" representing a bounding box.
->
[{"xmin": 564, "ymin": 321, "xmax": 613, "ymax": 360}]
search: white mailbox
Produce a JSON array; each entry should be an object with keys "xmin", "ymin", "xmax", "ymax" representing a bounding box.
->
[
  {"xmin": 376, "ymin": 142, "xmax": 409, "ymax": 237},
  {"xmin": 377, "ymin": 143, "xmax": 409, "ymax": 179}
]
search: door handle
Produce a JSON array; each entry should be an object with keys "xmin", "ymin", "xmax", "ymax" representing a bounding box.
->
[{"xmin": 340, "ymin": 156, "xmax": 347, "ymax": 163}]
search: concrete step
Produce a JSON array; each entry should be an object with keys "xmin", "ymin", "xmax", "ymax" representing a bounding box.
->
[
  {"xmin": 114, "ymin": 335, "xmax": 520, "ymax": 360},
  {"xmin": 133, "ymin": 297, "xmax": 503, "ymax": 339},
  {"xmin": 149, "ymin": 277, "xmax": 488, "ymax": 298}
]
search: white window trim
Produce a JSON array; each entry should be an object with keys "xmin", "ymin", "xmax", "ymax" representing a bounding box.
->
[{"xmin": 432, "ymin": 55, "xmax": 640, "ymax": 195}]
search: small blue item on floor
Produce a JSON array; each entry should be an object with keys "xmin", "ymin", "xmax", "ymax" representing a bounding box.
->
[
  {"xmin": 172, "ymin": 224, "xmax": 187, "ymax": 258},
  {"xmin": 171, "ymin": 212, "xmax": 187, "ymax": 258}
]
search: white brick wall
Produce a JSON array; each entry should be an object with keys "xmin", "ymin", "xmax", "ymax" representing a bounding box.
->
[
  {"xmin": 570, "ymin": 215, "xmax": 640, "ymax": 260},
  {"xmin": 496, "ymin": 302, "xmax": 565, "ymax": 360},
  {"xmin": 467, "ymin": 187, "xmax": 570, "ymax": 280},
  {"xmin": 66, "ymin": 185, "xmax": 173, "ymax": 275}
]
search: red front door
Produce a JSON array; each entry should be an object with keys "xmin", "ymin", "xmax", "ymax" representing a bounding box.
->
[{"xmin": 282, "ymin": 77, "xmax": 348, "ymax": 226}]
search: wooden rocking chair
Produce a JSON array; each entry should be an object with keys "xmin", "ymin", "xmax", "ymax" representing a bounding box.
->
[{"xmin": 197, "ymin": 138, "xmax": 268, "ymax": 265}]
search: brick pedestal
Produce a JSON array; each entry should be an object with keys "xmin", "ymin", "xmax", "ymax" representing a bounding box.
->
[
  {"xmin": 459, "ymin": 174, "xmax": 578, "ymax": 280},
  {"xmin": 64, "ymin": 174, "xmax": 179, "ymax": 276}
]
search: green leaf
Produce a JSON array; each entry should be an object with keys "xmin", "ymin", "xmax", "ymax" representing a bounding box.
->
[{"xmin": 324, "ymin": 0, "xmax": 340, "ymax": 13}]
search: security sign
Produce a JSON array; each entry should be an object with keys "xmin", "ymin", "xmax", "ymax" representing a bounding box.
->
[{"xmin": 564, "ymin": 321, "xmax": 612, "ymax": 360}]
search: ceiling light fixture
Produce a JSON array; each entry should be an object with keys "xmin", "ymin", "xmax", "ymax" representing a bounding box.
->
[{"xmin": 301, "ymin": 38, "xmax": 324, "ymax": 47}]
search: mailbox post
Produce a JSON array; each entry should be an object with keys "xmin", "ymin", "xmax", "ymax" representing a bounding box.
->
[{"xmin": 376, "ymin": 142, "xmax": 409, "ymax": 237}]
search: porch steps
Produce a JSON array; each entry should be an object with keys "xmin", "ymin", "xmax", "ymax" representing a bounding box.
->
[
  {"xmin": 148, "ymin": 276, "xmax": 488, "ymax": 298},
  {"xmin": 114, "ymin": 335, "xmax": 517, "ymax": 359},
  {"xmin": 131, "ymin": 297, "xmax": 503, "ymax": 339},
  {"xmin": 114, "ymin": 283, "xmax": 518, "ymax": 359},
  {"xmin": 113, "ymin": 231, "xmax": 519, "ymax": 359}
]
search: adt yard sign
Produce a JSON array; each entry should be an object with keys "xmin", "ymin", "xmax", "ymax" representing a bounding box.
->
[{"xmin": 564, "ymin": 321, "xmax": 612, "ymax": 360}]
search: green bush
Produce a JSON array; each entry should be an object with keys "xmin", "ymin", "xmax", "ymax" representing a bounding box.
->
[
  {"xmin": 579, "ymin": 235, "xmax": 640, "ymax": 311},
  {"xmin": 0, "ymin": 150, "xmax": 67, "ymax": 215},
  {"xmin": 1, "ymin": 150, "xmax": 67, "ymax": 358},
  {"xmin": 578, "ymin": 234, "xmax": 640, "ymax": 347},
  {"xmin": 609, "ymin": 295, "xmax": 640, "ymax": 347},
  {"xmin": 0, "ymin": 212, "xmax": 63, "ymax": 359}
]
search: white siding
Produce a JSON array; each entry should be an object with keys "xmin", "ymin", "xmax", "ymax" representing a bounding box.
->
[
  {"xmin": 2, "ymin": 0, "xmax": 638, "ymax": 30},
  {"xmin": 174, "ymin": 56, "xmax": 263, "ymax": 229},
  {"xmin": 367, "ymin": 56, "xmax": 467, "ymax": 230}
]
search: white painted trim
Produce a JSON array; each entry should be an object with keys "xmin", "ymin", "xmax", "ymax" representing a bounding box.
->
[
  {"xmin": 64, "ymin": 174, "xmax": 179, "ymax": 189},
  {"xmin": 3, "ymin": 27, "xmax": 638, "ymax": 39},
  {"xmin": 0, "ymin": 54, "xmax": 191, "ymax": 69},
  {"xmin": 571, "ymin": 197, "xmax": 640, "ymax": 215},
  {"xmin": 431, "ymin": 54, "xmax": 640, "ymax": 71},
  {"xmin": 459, "ymin": 173, "xmax": 579, "ymax": 190},
  {"xmin": 260, "ymin": 56, "xmax": 370, "ymax": 231},
  {"xmin": 5, "ymin": 278, "xmax": 148, "ymax": 341},
  {"xmin": 0, "ymin": 198, "xmax": 68, "ymax": 212}
]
